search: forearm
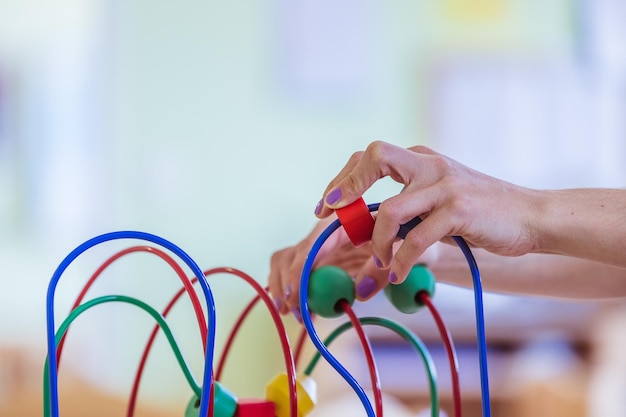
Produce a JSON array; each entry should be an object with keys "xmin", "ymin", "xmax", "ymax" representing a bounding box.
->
[
  {"xmin": 534, "ymin": 188, "xmax": 626, "ymax": 267},
  {"xmin": 431, "ymin": 243, "xmax": 626, "ymax": 299}
]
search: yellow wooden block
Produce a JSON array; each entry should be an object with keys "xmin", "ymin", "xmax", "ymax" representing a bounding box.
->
[{"xmin": 265, "ymin": 373, "xmax": 316, "ymax": 417}]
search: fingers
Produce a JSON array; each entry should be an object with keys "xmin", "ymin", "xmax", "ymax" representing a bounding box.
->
[
  {"xmin": 407, "ymin": 144, "xmax": 440, "ymax": 156},
  {"xmin": 269, "ymin": 224, "xmax": 380, "ymax": 317},
  {"xmin": 369, "ymin": 182, "xmax": 442, "ymax": 265},
  {"xmin": 268, "ymin": 247, "xmax": 300, "ymax": 316},
  {"xmin": 313, "ymin": 142, "xmax": 426, "ymax": 288},
  {"xmin": 391, "ymin": 208, "xmax": 454, "ymax": 283},
  {"xmin": 315, "ymin": 151, "xmax": 364, "ymax": 219},
  {"xmin": 306, "ymin": 140, "xmax": 501, "ymax": 305},
  {"xmin": 268, "ymin": 217, "xmax": 343, "ymax": 321},
  {"xmin": 352, "ymin": 239, "xmax": 440, "ymax": 301},
  {"xmin": 353, "ymin": 257, "xmax": 388, "ymax": 301},
  {"xmin": 315, "ymin": 141, "xmax": 468, "ymax": 285},
  {"xmin": 352, "ymin": 240, "xmax": 402, "ymax": 301},
  {"xmin": 316, "ymin": 141, "xmax": 420, "ymax": 216}
]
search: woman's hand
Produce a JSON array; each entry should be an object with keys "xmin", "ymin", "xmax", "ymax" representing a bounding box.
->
[
  {"xmin": 315, "ymin": 141, "xmax": 543, "ymax": 284},
  {"xmin": 268, "ymin": 216, "xmax": 387, "ymax": 319},
  {"xmin": 270, "ymin": 140, "xmax": 626, "ymax": 317},
  {"xmin": 268, "ymin": 214, "xmax": 439, "ymax": 319}
]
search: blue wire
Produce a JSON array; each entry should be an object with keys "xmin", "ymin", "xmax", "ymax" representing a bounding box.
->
[
  {"xmin": 452, "ymin": 236, "xmax": 491, "ymax": 417},
  {"xmin": 299, "ymin": 219, "xmax": 377, "ymax": 417},
  {"xmin": 299, "ymin": 204, "xmax": 492, "ymax": 417},
  {"xmin": 371, "ymin": 203, "xmax": 491, "ymax": 416},
  {"xmin": 45, "ymin": 231, "xmax": 216, "ymax": 417}
]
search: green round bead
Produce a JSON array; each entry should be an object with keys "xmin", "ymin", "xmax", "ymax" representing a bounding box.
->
[
  {"xmin": 308, "ymin": 266, "xmax": 355, "ymax": 318},
  {"xmin": 184, "ymin": 382, "xmax": 237, "ymax": 417},
  {"xmin": 384, "ymin": 264, "xmax": 436, "ymax": 314}
]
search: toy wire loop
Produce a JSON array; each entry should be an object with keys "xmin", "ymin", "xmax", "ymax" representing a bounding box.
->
[
  {"xmin": 298, "ymin": 203, "xmax": 492, "ymax": 417},
  {"xmin": 45, "ymin": 231, "xmax": 217, "ymax": 417}
]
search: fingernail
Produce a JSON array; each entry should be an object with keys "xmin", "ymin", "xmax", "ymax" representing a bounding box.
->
[
  {"xmin": 356, "ymin": 276, "xmax": 377, "ymax": 299},
  {"xmin": 325, "ymin": 188, "xmax": 342, "ymax": 205},
  {"xmin": 274, "ymin": 297, "xmax": 283, "ymax": 311},
  {"xmin": 291, "ymin": 307, "xmax": 302, "ymax": 323},
  {"xmin": 373, "ymin": 255, "xmax": 383, "ymax": 269},
  {"xmin": 284, "ymin": 284, "xmax": 292, "ymax": 300},
  {"xmin": 389, "ymin": 272, "xmax": 399, "ymax": 284},
  {"xmin": 314, "ymin": 199, "xmax": 323, "ymax": 215}
]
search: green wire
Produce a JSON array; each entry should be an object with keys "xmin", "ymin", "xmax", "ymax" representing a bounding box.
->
[
  {"xmin": 304, "ymin": 316, "xmax": 439, "ymax": 417},
  {"xmin": 43, "ymin": 294, "xmax": 201, "ymax": 417}
]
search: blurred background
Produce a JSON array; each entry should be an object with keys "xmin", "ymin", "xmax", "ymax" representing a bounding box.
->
[{"xmin": 1, "ymin": 0, "xmax": 625, "ymax": 416}]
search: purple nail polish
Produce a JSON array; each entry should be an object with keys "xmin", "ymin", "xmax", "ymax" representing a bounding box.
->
[
  {"xmin": 356, "ymin": 276, "xmax": 377, "ymax": 299},
  {"xmin": 325, "ymin": 188, "xmax": 342, "ymax": 205},
  {"xmin": 274, "ymin": 297, "xmax": 283, "ymax": 311},
  {"xmin": 284, "ymin": 284, "xmax": 292, "ymax": 300},
  {"xmin": 373, "ymin": 255, "xmax": 383, "ymax": 269},
  {"xmin": 389, "ymin": 272, "xmax": 398, "ymax": 283},
  {"xmin": 314, "ymin": 199, "xmax": 323, "ymax": 215},
  {"xmin": 291, "ymin": 307, "xmax": 302, "ymax": 323}
]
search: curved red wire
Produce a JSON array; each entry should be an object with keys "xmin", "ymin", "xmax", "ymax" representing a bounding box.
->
[
  {"xmin": 217, "ymin": 292, "xmax": 309, "ymax": 375},
  {"xmin": 338, "ymin": 300, "xmax": 383, "ymax": 417},
  {"xmin": 204, "ymin": 267, "xmax": 298, "ymax": 417},
  {"xmin": 50, "ymin": 245, "xmax": 210, "ymax": 417},
  {"xmin": 132, "ymin": 271, "xmax": 294, "ymax": 417},
  {"xmin": 215, "ymin": 292, "xmax": 261, "ymax": 381},
  {"xmin": 48, "ymin": 245, "xmax": 208, "ymax": 417},
  {"xmin": 418, "ymin": 292, "xmax": 462, "ymax": 417},
  {"xmin": 56, "ymin": 246, "xmax": 207, "ymax": 366},
  {"xmin": 126, "ymin": 277, "xmax": 210, "ymax": 417}
]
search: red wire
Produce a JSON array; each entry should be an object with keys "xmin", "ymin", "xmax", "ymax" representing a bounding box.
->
[
  {"xmin": 57, "ymin": 249, "xmax": 296, "ymax": 417},
  {"xmin": 204, "ymin": 267, "xmax": 298, "ymax": 417},
  {"xmin": 203, "ymin": 267, "xmax": 298, "ymax": 417},
  {"xmin": 56, "ymin": 246, "xmax": 207, "ymax": 365},
  {"xmin": 338, "ymin": 300, "xmax": 383, "ymax": 417},
  {"xmin": 213, "ymin": 284, "xmax": 309, "ymax": 375},
  {"xmin": 215, "ymin": 292, "xmax": 261, "ymax": 381},
  {"xmin": 130, "ymin": 270, "xmax": 297, "ymax": 417},
  {"xmin": 48, "ymin": 245, "xmax": 208, "ymax": 417},
  {"xmin": 126, "ymin": 277, "xmax": 210, "ymax": 417},
  {"xmin": 418, "ymin": 292, "xmax": 462, "ymax": 417}
]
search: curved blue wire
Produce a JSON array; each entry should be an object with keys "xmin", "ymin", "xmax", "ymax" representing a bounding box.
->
[
  {"xmin": 299, "ymin": 218, "xmax": 378, "ymax": 416},
  {"xmin": 299, "ymin": 203, "xmax": 491, "ymax": 417},
  {"xmin": 45, "ymin": 231, "xmax": 216, "ymax": 417},
  {"xmin": 452, "ymin": 235, "xmax": 491, "ymax": 417}
]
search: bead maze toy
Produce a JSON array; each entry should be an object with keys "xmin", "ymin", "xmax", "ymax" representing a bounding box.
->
[{"xmin": 43, "ymin": 198, "xmax": 492, "ymax": 417}]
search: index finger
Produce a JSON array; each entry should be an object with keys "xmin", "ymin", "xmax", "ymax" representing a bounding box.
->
[{"xmin": 322, "ymin": 141, "xmax": 429, "ymax": 211}]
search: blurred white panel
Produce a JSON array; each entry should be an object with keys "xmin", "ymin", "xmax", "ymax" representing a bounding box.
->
[
  {"xmin": 429, "ymin": 56, "xmax": 624, "ymax": 188},
  {"xmin": 279, "ymin": 0, "xmax": 374, "ymax": 98}
]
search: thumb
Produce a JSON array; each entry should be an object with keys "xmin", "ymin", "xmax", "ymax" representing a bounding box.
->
[{"xmin": 324, "ymin": 141, "xmax": 411, "ymax": 210}]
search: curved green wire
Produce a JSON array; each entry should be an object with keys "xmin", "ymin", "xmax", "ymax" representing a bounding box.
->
[
  {"xmin": 43, "ymin": 294, "xmax": 201, "ymax": 417},
  {"xmin": 304, "ymin": 316, "xmax": 439, "ymax": 417}
]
